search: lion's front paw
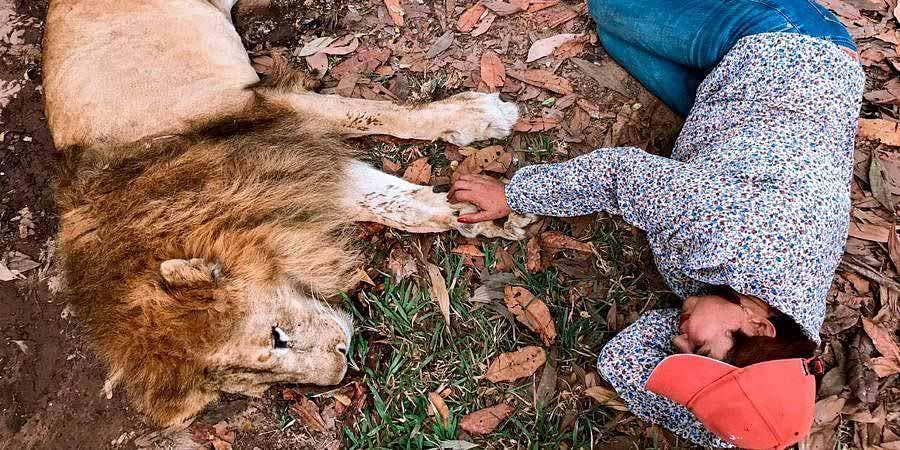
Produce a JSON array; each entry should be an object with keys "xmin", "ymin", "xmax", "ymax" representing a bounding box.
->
[
  {"xmin": 450, "ymin": 206, "xmax": 537, "ymax": 241},
  {"xmin": 439, "ymin": 92, "xmax": 519, "ymax": 146}
]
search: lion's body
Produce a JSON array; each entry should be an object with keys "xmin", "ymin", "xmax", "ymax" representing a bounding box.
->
[{"xmin": 44, "ymin": 0, "xmax": 529, "ymax": 426}]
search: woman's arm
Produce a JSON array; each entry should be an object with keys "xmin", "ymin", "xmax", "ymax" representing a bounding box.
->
[
  {"xmin": 504, "ymin": 147, "xmax": 685, "ymax": 232},
  {"xmin": 598, "ymin": 309, "xmax": 733, "ymax": 448}
]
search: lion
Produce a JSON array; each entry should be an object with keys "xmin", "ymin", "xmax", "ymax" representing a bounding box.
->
[{"xmin": 42, "ymin": 0, "xmax": 532, "ymax": 427}]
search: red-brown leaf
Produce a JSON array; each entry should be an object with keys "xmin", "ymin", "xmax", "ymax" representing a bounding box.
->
[
  {"xmin": 513, "ymin": 117, "xmax": 560, "ymax": 132},
  {"xmin": 541, "ymin": 231, "xmax": 594, "ymax": 253},
  {"xmin": 427, "ymin": 392, "xmax": 450, "ymax": 426},
  {"xmin": 403, "ymin": 158, "xmax": 432, "ymax": 185},
  {"xmin": 504, "ymin": 286, "xmax": 557, "ymax": 345},
  {"xmin": 484, "ymin": 346, "xmax": 546, "ymax": 382},
  {"xmin": 291, "ymin": 397, "xmax": 328, "ymax": 433},
  {"xmin": 459, "ymin": 403, "xmax": 515, "ymax": 435},
  {"xmin": 384, "ymin": 0, "xmax": 405, "ymax": 26},
  {"xmin": 452, "ymin": 244, "xmax": 485, "ymax": 257},
  {"xmin": 457, "ymin": 2, "xmax": 487, "ymax": 32},
  {"xmin": 480, "ymin": 50, "xmax": 506, "ymax": 91},
  {"xmin": 525, "ymin": 235, "xmax": 542, "ymax": 272},
  {"xmin": 506, "ymin": 69, "xmax": 573, "ymax": 95}
]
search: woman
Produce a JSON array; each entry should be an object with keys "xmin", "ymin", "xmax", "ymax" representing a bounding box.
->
[{"xmin": 449, "ymin": 0, "xmax": 864, "ymax": 446}]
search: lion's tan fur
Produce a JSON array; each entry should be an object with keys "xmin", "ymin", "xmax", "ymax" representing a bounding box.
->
[{"xmin": 44, "ymin": 0, "xmax": 526, "ymax": 427}]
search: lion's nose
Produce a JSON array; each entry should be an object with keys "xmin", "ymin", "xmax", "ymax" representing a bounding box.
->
[{"xmin": 336, "ymin": 343, "xmax": 347, "ymax": 356}]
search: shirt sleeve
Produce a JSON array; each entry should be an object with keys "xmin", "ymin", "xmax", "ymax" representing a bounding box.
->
[
  {"xmin": 597, "ymin": 309, "xmax": 734, "ymax": 448},
  {"xmin": 504, "ymin": 147, "xmax": 685, "ymax": 233}
]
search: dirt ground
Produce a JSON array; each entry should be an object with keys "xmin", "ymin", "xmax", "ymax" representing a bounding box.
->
[{"xmin": 1, "ymin": 0, "xmax": 899, "ymax": 449}]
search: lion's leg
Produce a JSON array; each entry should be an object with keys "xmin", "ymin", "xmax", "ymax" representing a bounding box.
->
[
  {"xmin": 341, "ymin": 161, "xmax": 534, "ymax": 239},
  {"xmin": 266, "ymin": 91, "xmax": 520, "ymax": 146}
]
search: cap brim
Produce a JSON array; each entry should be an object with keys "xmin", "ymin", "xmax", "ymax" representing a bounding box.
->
[{"xmin": 645, "ymin": 354, "xmax": 737, "ymax": 406}]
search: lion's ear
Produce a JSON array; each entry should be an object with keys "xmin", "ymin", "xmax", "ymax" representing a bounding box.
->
[{"xmin": 160, "ymin": 258, "xmax": 222, "ymax": 287}]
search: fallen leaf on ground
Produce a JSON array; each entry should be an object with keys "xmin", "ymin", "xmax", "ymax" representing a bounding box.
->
[
  {"xmin": 384, "ymin": 0, "xmax": 405, "ymax": 26},
  {"xmin": 869, "ymin": 150, "xmax": 900, "ymax": 210},
  {"xmin": 353, "ymin": 268, "xmax": 375, "ymax": 286},
  {"xmin": 571, "ymin": 58, "xmax": 629, "ymax": 96},
  {"xmin": 504, "ymin": 286, "xmax": 557, "ymax": 345},
  {"xmin": 426, "ymin": 31, "xmax": 455, "ymax": 58},
  {"xmin": 513, "ymin": 117, "xmax": 560, "ymax": 132},
  {"xmin": 291, "ymin": 397, "xmax": 328, "ymax": 433},
  {"xmin": 534, "ymin": 5, "xmax": 578, "ymax": 28},
  {"xmin": 526, "ymin": 33, "xmax": 582, "ymax": 62},
  {"xmin": 862, "ymin": 318, "xmax": 900, "ymax": 362},
  {"xmin": 403, "ymin": 158, "xmax": 432, "ymax": 185},
  {"xmin": 871, "ymin": 357, "xmax": 900, "ymax": 377},
  {"xmin": 480, "ymin": 51, "xmax": 506, "ymax": 91},
  {"xmin": 457, "ymin": 2, "xmax": 487, "ymax": 32},
  {"xmin": 485, "ymin": 346, "xmax": 546, "ymax": 382},
  {"xmin": 470, "ymin": 12, "xmax": 496, "ymax": 37},
  {"xmin": 297, "ymin": 36, "xmax": 337, "ymax": 57},
  {"xmin": 527, "ymin": 0, "xmax": 559, "ymax": 12},
  {"xmin": 507, "ymin": 69, "xmax": 573, "ymax": 95},
  {"xmin": 889, "ymin": 222, "xmax": 900, "ymax": 272},
  {"xmin": 427, "ymin": 263, "xmax": 452, "ymax": 330},
  {"xmin": 305, "ymin": 52, "xmax": 329, "ymax": 74},
  {"xmin": 452, "ymin": 244, "xmax": 485, "ymax": 257},
  {"xmin": 459, "ymin": 403, "xmax": 515, "ymax": 435},
  {"xmin": 332, "ymin": 47, "xmax": 391, "ymax": 80},
  {"xmin": 483, "ymin": 0, "xmax": 526, "ymax": 16},
  {"xmin": 452, "ymin": 145, "xmax": 512, "ymax": 182},
  {"xmin": 584, "ymin": 386, "xmax": 629, "ymax": 411},
  {"xmin": 525, "ymin": 235, "xmax": 542, "ymax": 272},
  {"xmin": 813, "ymin": 395, "xmax": 845, "ymax": 427},
  {"xmin": 427, "ymin": 392, "xmax": 451, "ymax": 426},
  {"xmin": 859, "ymin": 118, "xmax": 900, "ymax": 146},
  {"xmin": 387, "ymin": 248, "xmax": 418, "ymax": 280},
  {"xmin": 470, "ymin": 272, "xmax": 517, "ymax": 304},
  {"xmin": 534, "ymin": 350, "xmax": 558, "ymax": 406},
  {"xmin": 0, "ymin": 262, "xmax": 16, "ymax": 282},
  {"xmin": 438, "ymin": 440, "xmax": 480, "ymax": 450},
  {"xmin": 540, "ymin": 231, "xmax": 594, "ymax": 253},
  {"xmin": 848, "ymin": 221, "xmax": 891, "ymax": 242},
  {"xmin": 322, "ymin": 36, "xmax": 360, "ymax": 55},
  {"xmin": 382, "ymin": 157, "xmax": 402, "ymax": 174}
]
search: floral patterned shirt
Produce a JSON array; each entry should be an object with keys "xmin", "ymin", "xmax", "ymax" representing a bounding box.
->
[{"xmin": 505, "ymin": 33, "xmax": 864, "ymax": 446}]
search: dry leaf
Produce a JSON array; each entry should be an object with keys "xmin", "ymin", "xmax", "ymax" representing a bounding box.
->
[
  {"xmin": 403, "ymin": 158, "xmax": 432, "ymax": 185},
  {"xmin": 540, "ymin": 231, "xmax": 594, "ymax": 253},
  {"xmin": 504, "ymin": 286, "xmax": 557, "ymax": 345},
  {"xmin": 459, "ymin": 403, "xmax": 515, "ymax": 435},
  {"xmin": 384, "ymin": 0, "xmax": 405, "ymax": 26},
  {"xmin": 305, "ymin": 52, "xmax": 329, "ymax": 74},
  {"xmin": 485, "ymin": 346, "xmax": 546, "ymax": 382},
  {"xmin": 353, "ymin": 268, "xmax": 376, "ymax": 286},
  {"xmin": 507, "ymin": 69, "xmax": 573, "ymax": 95},
  {"xmin": 554, "ymin": 38, "xmax": 587, "ymax": 59},
  {"xmin": 571, "ymin": 58, "xmax": 629, "ymax": 96},
  {"xmin": 871, "ymin": 357, "xmax": 900, "ymax": 377},
  {"xmin": 426, "ymin": 31, "xmax": 455, "ymax": 58},
  {"xmin": 297, "ymin": 36, "xmax": 337, "ymax": 57},
  {"xmin": 848, "ymin": 221, "xmax": 891, "ymax": 242},
  {"xmin": 470, "ymin": 12, "xmax": 496, "ymax": 37},
  {"xmin": 382, "ymin": 157, "xmax": 402, "ymax": 174},
  {"xmin": 889, "ymin": 222, "xmax": 900, "ymax": 272},
  {"xmin": 526, "ymin": 33, "xmax": 581, "ymax": 62},
  {"xmin": 862, "ymin": 318, "xmax": 900, "ymax": 362},
  {"xmin": 322, "ymin": 36, "xmax": 360, "ymax": 55},
  {"xmin": 483, "ymin": 0, "xmax": 525, "ymax": 16},
  {"xmin": 813, "ymin": 395, "xmax": 845, "ymax": 427},
  {"xmin": 336, "ymin": 71, "xmax": 360, "ymax": 97},
  {"xmin": 452, "ymin": 145, "xmax": 512, "ymax": 182},
  {"xmin": 859, "ymin": 119, "xmax": 900, "ymax": 147},
  {"xmin": 583, "ymin": 386, "xmax": 629, "ymax": 411},
  {"xmin": 0, "ymin": 262, "xmax": 17, "ymax": 282},
  {"xmin": 480, "ymin": 50, "xmax": 506, "ymax": 91},
  {"xmin": 534, "ymin": 5, "xmax": 577, "ymax": 28},
  {"xmin": 525, "ymin": 236, "xmax": 542, "ymax": 272},
  {"xmin": 457, "ymin": 2, "xmax": 487, "ymax": 32},
  {"xmin": 426, "ymin": 263, "xmax": 451, "ymax": 329},
  {"xmin": 332, "ymin": 47, "xmax": 391, "ymax": 80},
  {"xmin": 513, "ymin": 117, "xmax": 560, "ymax": 132},
  {"xmin": 452, "ymin": 244, "xmax": 485, "ymax": 257},
  {"xmin": 534, "ymin": 352, "xmax": 558, "ymax": 406},
  {"xmin": 291, "ymin": 397, "xmax": 328, "ymax": 433},
  {"xmin": 427, "ymin": 392, "xmax": 450, "ymax": 426},
  {"xmin": 526, "ymin": 0, "xmax": 559, "ymax": 12},
  {"xmin": 387, "ymin": 248, "xmax": 417, "ymax": 281}
]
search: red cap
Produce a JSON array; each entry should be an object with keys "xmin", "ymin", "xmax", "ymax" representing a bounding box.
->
[{"xmin": 645, "ymin": 354, "xmax": 817, "ymax": 450}]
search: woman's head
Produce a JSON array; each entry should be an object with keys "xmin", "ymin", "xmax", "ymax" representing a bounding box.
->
[{"xmin": 673, "ymin": 286, "xmax": 816, "ymax": 366}]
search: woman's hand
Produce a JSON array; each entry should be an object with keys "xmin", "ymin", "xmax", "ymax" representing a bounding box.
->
[{"xmin": 448, "ymin": 174, "xmax": 512, "ymax": 223}]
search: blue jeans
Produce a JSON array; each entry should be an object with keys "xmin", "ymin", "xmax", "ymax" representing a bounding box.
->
[{"xmin": 587, "ymin": 0, "xmax": 856, "ymax": 116}]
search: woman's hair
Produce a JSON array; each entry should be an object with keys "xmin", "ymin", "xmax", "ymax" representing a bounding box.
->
[{"xmin": 708, "ymin": 285, "xmax": 817, "ymax": 367}]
